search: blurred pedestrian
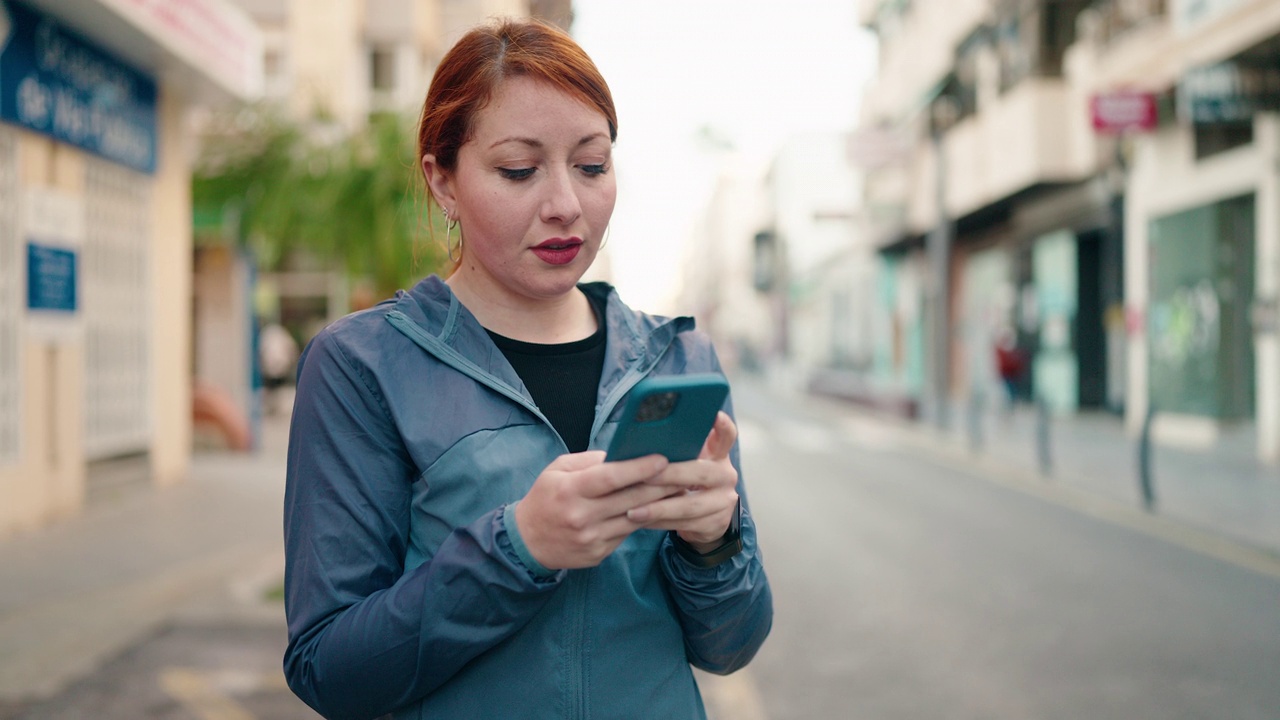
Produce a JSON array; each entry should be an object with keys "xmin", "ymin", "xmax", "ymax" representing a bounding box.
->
[
  {"xmin": 258, "ymin": 320, "xmax": 298, "ymax": 416},
  {"xmin": 282, "ymin": 18, "xmax": 772, "ymax": 720},
  {"xmin": 994, "ymin": 327, "xmax": 1026, "ymax": 410}
]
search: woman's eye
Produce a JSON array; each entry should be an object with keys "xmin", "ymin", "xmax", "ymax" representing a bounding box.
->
[
  {"xmin": 579, "ymin": 164, "xmax": 608, "ymax": 176},
  {"xmin": 498, "ymin": 167, "xmax": 535, "ymax": 181}
]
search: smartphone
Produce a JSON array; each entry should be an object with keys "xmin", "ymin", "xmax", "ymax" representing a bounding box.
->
[{"xmin": 605, "ymin": 373, "xmax": 730, "ymax": 462}]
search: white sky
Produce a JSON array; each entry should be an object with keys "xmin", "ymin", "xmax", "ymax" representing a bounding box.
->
[{"xmin": 571, "ymin": 1, "xmax": 878, "ymax": 312}]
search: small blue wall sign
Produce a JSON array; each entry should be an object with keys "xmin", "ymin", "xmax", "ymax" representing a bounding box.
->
[{"xmin": 27, "ymin": 241, "xmax": 77, "ymax": 312}]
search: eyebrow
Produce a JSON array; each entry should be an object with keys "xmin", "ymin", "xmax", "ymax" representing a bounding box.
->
[{"xmin": 488, "ymin": 133, "xmax": 609, "ymax": 150}]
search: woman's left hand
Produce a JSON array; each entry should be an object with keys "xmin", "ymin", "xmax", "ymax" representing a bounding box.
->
[{"xmin": 625, "ymin": 411, "xmax": 739, "ymax": 550}]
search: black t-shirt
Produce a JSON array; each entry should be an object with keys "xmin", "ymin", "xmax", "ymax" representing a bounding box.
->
[{"xmin": 486, "ymin": 288, "xmax": 607, "ymax": 453}]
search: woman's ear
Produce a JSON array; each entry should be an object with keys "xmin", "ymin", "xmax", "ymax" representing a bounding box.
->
[{"xmin": 421, "ymin": 154, "xmax": 456, "ymax": 215}]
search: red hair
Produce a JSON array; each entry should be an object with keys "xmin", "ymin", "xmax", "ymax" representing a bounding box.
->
[{"xmin": 417, "ymin": 17, "xmax": 617, "ymax": 180}]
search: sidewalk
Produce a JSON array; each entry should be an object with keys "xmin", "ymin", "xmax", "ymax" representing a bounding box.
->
[
  {"xmin": 0, "ymin": 405, "xmax": 292, "ymax": 705},
  {"xmin": 803, "ymin": 374, "xmax": 1280, "ymax": 558},
  {"xmin": 942, "ymin": 400, "xmax": 1280, "ymax": 556}
]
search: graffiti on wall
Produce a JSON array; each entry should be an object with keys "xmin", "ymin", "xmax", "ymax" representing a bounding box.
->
[{"xmin": 1149, "ymin": 279, "xmax": 1220, "ymax": 366}]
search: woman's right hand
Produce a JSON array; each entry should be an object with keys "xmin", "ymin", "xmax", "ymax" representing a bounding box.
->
[{"xmin": 513, "ymin": 451, "xmax": 672, "ymax": 570}]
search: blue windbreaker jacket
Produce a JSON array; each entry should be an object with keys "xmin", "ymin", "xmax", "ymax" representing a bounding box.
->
[{"xmin": 283, "ymin": 276, "xmax": 772, "ymax": 720}]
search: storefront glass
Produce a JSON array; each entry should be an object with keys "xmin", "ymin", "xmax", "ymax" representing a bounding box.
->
[{"xmin": 1148, "ymin": 194, "xmax": 1256, "ymax": 419}]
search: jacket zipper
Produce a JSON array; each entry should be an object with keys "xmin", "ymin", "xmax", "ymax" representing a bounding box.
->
[
  {"xmin": 587, "ymin": 334, "xmax": 682, "ymax": 446},
  {"xmin": 568, "ymin": 572, "xmax": 589, "ymax": 719},
  {"xmin": 388, "ymin": 306, "xmax": 685, "ymax": 719}
]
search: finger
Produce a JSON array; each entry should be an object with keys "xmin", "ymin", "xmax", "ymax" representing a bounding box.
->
[
  {"xmin": 597, "ymin": 515, "xmax": 645, "ymax": 542},
  {"xmin": 644, "ymin": 456, "xmax": 737, "ymax": 491},
  {"xmin": 699, "ymin": 412, "xmax": 737, "ymax": 461},
  {"xmin": 581, "ymin": 454, "xmax": 669, "ymax": 498},
  {"xmin": 598, "ymin": 481, "xmax": 685, "ymax": 520},
  {"xmin": 627, "ymin": 487, "xmax": 736, "ymax": 527}
]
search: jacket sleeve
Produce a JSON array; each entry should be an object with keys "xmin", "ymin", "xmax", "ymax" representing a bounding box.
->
[
  {"xmin": 282, "ymin": 329, "xmax": 564, "ymax": 720},
  {"xmin": 657, "ymin": 349, "xmax": 773, "ymax": 674},
  {"xmin": 659, "ymin": 428, "xmax": 773, "ymax": 673}
]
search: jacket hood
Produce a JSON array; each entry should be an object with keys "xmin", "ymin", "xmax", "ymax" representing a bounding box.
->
[
  {"xmin": 389, "ymin": 276, "xmax": 691, "ymax": 363},
  {"xmin": 382, "ymin": 275, "xmax": 695, "ymax": 436}
]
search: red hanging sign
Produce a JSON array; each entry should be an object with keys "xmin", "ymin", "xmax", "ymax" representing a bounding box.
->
[{"xmin": 1090, "ymin": 91, "xmax": 1158, "ymax": 133}]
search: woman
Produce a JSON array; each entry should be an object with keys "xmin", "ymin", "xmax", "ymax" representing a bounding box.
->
[{"xmin": 283, "ymin": 18, "xmax": 772, "ymax": 720}]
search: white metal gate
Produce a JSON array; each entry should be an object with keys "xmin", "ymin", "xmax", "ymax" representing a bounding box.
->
[
  {"xmin": 83, "ymin": 159, "xmax": 152, "ymax": 459},
  {"xmin": 0, "ymin": 127, "xmax": 19, "ymax": 466}
]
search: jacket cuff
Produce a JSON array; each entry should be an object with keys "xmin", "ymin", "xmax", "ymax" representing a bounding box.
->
[{"xmin": 500, "ymin": 502, "xmax": 561, "ymax": 582}]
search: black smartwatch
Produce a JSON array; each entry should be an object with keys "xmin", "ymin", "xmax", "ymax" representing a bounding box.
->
[{"xmin": 670, "ymin": 498, "xmax": 742, "ymax": 568}]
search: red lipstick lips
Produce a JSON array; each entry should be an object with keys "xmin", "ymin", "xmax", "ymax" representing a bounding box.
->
[{"xmin": 531, "ymin": 237, "xmax": 582, "ymax": 266}]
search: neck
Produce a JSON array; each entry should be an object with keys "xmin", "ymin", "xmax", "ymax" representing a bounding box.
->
[{"xmin": 448, "ymin": 279, "xmax": 597, "ymax": 344}]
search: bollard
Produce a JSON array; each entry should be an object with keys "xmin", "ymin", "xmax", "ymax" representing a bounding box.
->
[
  {"xmin": 967, "ymin": 390, "xmax": 984, "ymax": 452},
  {"xmin": 1138, "ymin": 404, "xmax": 1157, "ymax": 512},
  {"xmin": 1035, "ymin": 396, "xmax": 1052, "ymax": 477}
]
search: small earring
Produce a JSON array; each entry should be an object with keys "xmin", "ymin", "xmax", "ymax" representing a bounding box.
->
[{"xmin": 444, "ymin": 208, "xmax": 461, "ymax": 263}]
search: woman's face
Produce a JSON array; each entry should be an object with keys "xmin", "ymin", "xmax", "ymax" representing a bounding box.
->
[{"xmin": 427, "ymin": 76, "xmax": 617, "ymax": 305}]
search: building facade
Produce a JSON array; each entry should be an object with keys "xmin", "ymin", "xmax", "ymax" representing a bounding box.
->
[
  {"xmin": 677, "ymin": 156, "xmax": 778, "ymax": 374},
  {"xmin": 858, "ymin": 0, "xmax": 1280, "ymax": 463},
  {"xmin": 0, "ymin": 0, "xmax": 262, "ymax": 535}
]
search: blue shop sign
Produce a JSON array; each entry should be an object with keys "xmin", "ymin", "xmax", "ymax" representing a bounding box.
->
[
  {"xmin": 27, "ymin": 242, "xmax": 77, "ymax": 313},
  {"xmin": 1179, "ymin": 61, "xmax": 1280, "ymax": 125},
  {"xmin": 0, "ymin": 0, "xmax": 157, "ymax": 173}
]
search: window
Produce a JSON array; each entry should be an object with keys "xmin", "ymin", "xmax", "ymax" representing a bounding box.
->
[
  {"xmin": 1194, "ymin": 121, "xmax": 1253, "ymax": 160},
  {"xmin": 0, "ymin": 127, "xmax": 18, "ymax": 465},
  {"xmin": 263, "ymin": 48, "xmax": 288, "ymax": 100},
  {"xmin": 1040, "ymin": 0, "xmax": 1092, "ymax": 77},
  {"xmin": 996, "ymin": 0, "xmax": 1092, "ymax": 91},
  {"xmin": 996, "ymin": 10, "xmax": 1034, "ymax": 91},
  {"xmin": 370, "ymin": 47, "xmax": 396, "ymax": 91},
  {"xmin": 264, "ymin": 50, "xmax": 281, "ymax": 80}
]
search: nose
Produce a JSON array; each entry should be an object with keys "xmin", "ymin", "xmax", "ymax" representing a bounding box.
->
[{"xmin": 540, "ymin": 165, "xmax": 582, "ymax": 227}]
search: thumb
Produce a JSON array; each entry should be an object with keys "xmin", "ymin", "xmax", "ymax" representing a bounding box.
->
[{"xmin": 699, "ymin": 412, "xmax": 737, "ymax": 461}]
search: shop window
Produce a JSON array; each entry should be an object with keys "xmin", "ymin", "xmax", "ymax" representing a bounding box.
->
[
  {"xmin": 0, "ymin": 128, "xmax": 18, "ymax": 466},
  {"xmin": 84, "ymin": 159, "xmax": 151, "ymax": 459},
  {"xmin": 1148, "ymin": 195, "xmax": 1256, "ymax": 419}
]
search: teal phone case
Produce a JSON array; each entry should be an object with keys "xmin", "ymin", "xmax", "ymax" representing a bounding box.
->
[{"xmin": 606, "ymin": 374, "xmax": 729, "ymax": 462}]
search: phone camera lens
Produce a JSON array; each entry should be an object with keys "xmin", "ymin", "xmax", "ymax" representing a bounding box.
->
[{"xmin": 635, "ymin": 391, "xmax": 679, "ymax": 423}]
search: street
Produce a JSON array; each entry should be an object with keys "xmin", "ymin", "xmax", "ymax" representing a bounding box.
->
[
  {"xmin": 728, "ymin": 378, "xmax": 1280, "ymax": 720},
  {"xmin": 7, "ymin": 377, "xmax": 1280, "ymax": 720}
]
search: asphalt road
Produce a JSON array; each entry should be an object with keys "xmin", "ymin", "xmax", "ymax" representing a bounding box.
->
[{"xmin": 728, "ymin": 377, "xmax": 1280, "ymax": 720}]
